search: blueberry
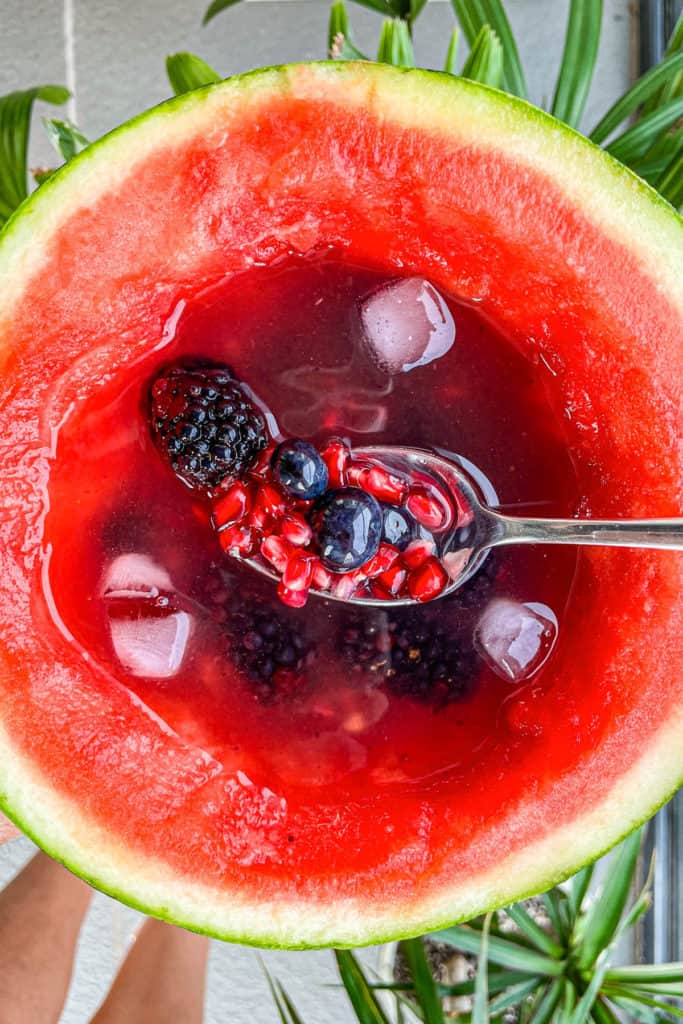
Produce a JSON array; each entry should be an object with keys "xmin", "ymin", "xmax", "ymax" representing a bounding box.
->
[
  {"xmin": 381, "ymin": 506, "xmax": 415, "ymax": 550},
  {"xmin": 272, "ymin": 439, "xmax": 329, "ymax": 499},
  {"xmin": 310, "ymin": 488, "xmax": 382, "ymax": 572}
]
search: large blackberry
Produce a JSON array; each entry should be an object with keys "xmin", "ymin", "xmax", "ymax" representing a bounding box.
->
[
  {"xmin": 339, "ymin": 555, "xmax": 499, "ymax": 706},
  {"xmin": 149, "ymin": 363, "xmax": 268, "ymax": 491}
]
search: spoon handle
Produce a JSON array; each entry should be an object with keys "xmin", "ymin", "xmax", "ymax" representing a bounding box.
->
[{"xmin": 486, "ymin": 514, "xmax": 683, "ymax": 551}]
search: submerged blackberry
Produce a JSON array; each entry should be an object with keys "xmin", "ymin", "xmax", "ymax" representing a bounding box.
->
[
  {"xmin": 150, "ymin": 363, "xmax": 268, "ymax": 491},
  {"xmin": 227, "ymin": 595, "xmax": 312, "ymax": 701},
  {"xmin": 339, "ymin": 556, "xmax": 499, "ymax": 705}
]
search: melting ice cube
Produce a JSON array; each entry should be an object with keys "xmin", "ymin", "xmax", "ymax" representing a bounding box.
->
[
  {"xmin": 360, "ymin": 277, "xmax": 456, "ymax": 375},
  {"xmin": 102, "ymin": 553, "xmax": 192, "ymax": 679},
  {"xmin": 474, "ymin": 598, "xmax": 558, "ymax": 683}
]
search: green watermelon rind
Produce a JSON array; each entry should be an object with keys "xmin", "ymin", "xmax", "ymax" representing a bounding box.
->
[{"xmin": 0, "ymin": 62, "xmax": 681, "ymax": 948}]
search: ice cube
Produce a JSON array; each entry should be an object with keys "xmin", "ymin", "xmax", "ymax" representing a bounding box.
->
[
  {"xmin": 102, "ymin": 553, "xmax": 192, "ymax": 679},
  {"xmin": 475, "ymin": 598, "xmax": 558, "ymax": 683},
  {"xmin": 360, "ymin": 277, "xmax": 456, "ymax": 375}
]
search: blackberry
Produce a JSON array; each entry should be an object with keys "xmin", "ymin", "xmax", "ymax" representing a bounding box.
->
[
  {"xmin": 339, "ymin": 555, "xmax": 499, "ymax": 706},
  {"xmin": 149, "ymin": 363, "xmax": 268, "ymax": 491}
]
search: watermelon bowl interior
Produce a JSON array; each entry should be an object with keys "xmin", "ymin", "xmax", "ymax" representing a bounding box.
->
[{"xmin": 0, "ymin": 61, "xmax": 681, "ymax": 949}]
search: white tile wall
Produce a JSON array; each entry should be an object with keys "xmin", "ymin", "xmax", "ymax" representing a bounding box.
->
[{"xmin": 0, "ymin": 2, "xmax": 635, "ymax": 1021}]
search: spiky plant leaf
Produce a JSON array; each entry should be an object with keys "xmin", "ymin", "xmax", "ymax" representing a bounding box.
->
[
  {"xmin": 550, "ymin": 0, "xmax": 602, "ymax": 128},
  {"xmin": 376, "ymin": 18, "xmax": 414, "ymax": 67},
  {"xmin": 590, "ymin": 51, "xmax": 683, "ymax": 143},
  {"xmin": 450, "ymin": 0, "xmax": 526, "ymax": 97},
  {"xmin": 575, "ymin": 828, "xmax": 642, "ymax": 970},
  {"xmin": 401, "ymin": 939, "xmax": 445, "ymax": 1024},
  {"xmin": 460, "ymin": 25, "xmax": 504, "ymax": 87}
]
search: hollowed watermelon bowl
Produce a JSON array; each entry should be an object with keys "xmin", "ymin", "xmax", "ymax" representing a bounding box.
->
[{"xmin": 0, "ymin": 61, "xmax": 681, "ymax": 948}]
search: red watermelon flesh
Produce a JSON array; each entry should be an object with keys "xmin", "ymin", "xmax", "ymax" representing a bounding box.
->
[{"xmin": 0, "ymin": 63, "xmax": 681, "ymax": 947}]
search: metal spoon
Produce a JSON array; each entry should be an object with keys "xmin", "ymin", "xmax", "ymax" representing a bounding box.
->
[{"xmin": 244, "ymin": 445, "xmax": 683, "ymax": 607}]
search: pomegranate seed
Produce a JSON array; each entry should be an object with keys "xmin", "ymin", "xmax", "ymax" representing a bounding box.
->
[
  {"xmin": 332, "ymin": 570, "xmax": 366, "ymax": 600},
  {"xmin": 402, "ymin": 538, "xmax": 436, "ymax": 568},
  {"xmin": 280, "ymin": 512, "xmax": 313, "ymax": 547},
  {"xmin": 408, "ymin": 557, "xmax": 448, "ymax": 603},
  {"xmin": 311, "ymin": 560, "xmax": 333, "ymax": 590},
  {"xmin": 212, "ymin": 481, "xmax": 250, "ymax": 529},
  {"xmin": 346, "ymin": 461, "xmax": 372, "ymax": 488},
  {"xmin": 261, "ymin": 535, "xmax": 291, "ymax": 573},
  {"xmin": 250, "ymin": 505, "xmax": 272, "ymax": 533},
  {"xmin": 364, "ymin": 465, "xmax": 408, "ymax": 505},
  {"xmin": 250, "ymin": 442, "xmax": 277, "ymax": 478},
  {"xmin": 369, "ymin": 581, "xmax": 394, "ymax": 601},
  {"xmin": 255, "ymin": 482, "xmax": 288, "ymax": 518},
  {"xmin": 282, "ymin": 553, "xmax": 314, "ymax": 592},
  {"xmin": 363, "ymin": 543, "xmax": 400, "ymax": 578},
  {"xmin": 277, "ymin": 582, "xmax": 309, "ymax": 608},
  {"xmin": 218, "ymin": 524, "xmax": 252, "ymax": 556},
  {"xmin": 377, "ymin": 563, "xmax": 407, "ymax": 595},
  {"xmin": 320, "ymin": 438, "xmax": 351, "ymax": 488},
  {"xmin": 406, "ymin": 486, "xmax": 447, "ymax": 530}
]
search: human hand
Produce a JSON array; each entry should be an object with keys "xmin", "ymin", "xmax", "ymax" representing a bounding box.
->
[{"xmin": 0, "ymin": 812, "xmax": 20, "ymax": 845}]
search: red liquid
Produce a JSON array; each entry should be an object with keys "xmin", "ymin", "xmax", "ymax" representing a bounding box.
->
[{"xmin": 44, "ymin": 252, "xmax": 579, "ymax": 800}]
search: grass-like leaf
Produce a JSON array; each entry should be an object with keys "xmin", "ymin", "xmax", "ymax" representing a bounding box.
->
[
  {"xmin": 503, "ymin": 904, "xmax": 564, "ymax": 959},
  {"xmin": 589, "ymin": 50, "xmax": 683, "ymax": 144},
  {"xmin": 277, "ymin": 981, "xmax": 306, "ymax": 1024},
  {"xmin": 472, "ymin": 913, "xmax": 491, "ymax": 1024},
  {"xmin": 460, "ymin": 25, "xmax": 504, "ymax": 88},
  {"xmin": 42, "ymin": 118, "xmax": 88, "ymax": 162},
  {"xmin": 432, "ymin": 926, "xmax": 565, "ymax": 976},
  {"xmin": 558, "ymin": 979, "xmax": 577, "ymax": 1024},
  {"xmin": 203, "ymin": 0, "xmax": 243, "ymax": 25},
  {"xmin": 376, "ymin": 18, "xmax": 414, "ymax": 67},
  {"xmin": 450, "ymin": 0, "xmax": 527, "ymax": 97},
  {"xmin": 0, "ymin": 84, "xmax": 69, "ymax": 227},
  {"xmin": 401, "ymin": 939, "xmax": 445, "ymax": 1024},
  {"xmin": 606, "ymin": 95, "xmax": 683, "ymax": 163},
  {"xmin": 529, "ymin": 979, "xmax": 563, "ymax": 1024},
  {"xmin": 261, "ymin": 961, "xmax": 303, "ymax": 1024},
  {"xmin": 166, "ymin": 52, "xmax": 221, "ymax": 95},
  {"xmin": 444, "ymin": 27, "xmax": 460, "ymax": 74},
  {"xmin": 346, "ymin": 0, "xmax": 395, "ymax": 15},
  {"xmin": 588, "ymin": 997, "xmax": 620, "ymax": 1024},
  {"xmin": 541, "ymin": 891, "xmax": 570, "ymax": 944},
  {"xmin": 657, "ymin": 140, "xmax": 683, "ymax": 209},
  {"xmin": 609, "ymin": 990, "xmax": 683, "ymax": 1021},
  {"xmin": 569, "ymin": 864, "xmax": 594, "ymax": 920},
  {"xmin": 328, "ymin": 2, "xmax": 369, "ymax": 59},
  {"xmin": 575, "ymin": 828, "xmax": 642, "ymax": 971},
  {"xmin": 408, "ymin": 0, "xmax": 429, "ymax": 25},
  {"xmin": 488, "ymin": 976, "xmax": 541, "ymax": 1016},
  {"xmin": 604, "ymin": 962, "xmax": 683, "ymax": 985},
  {"xmin": 335, "ymin": 950, "xmax": 393, "ymax": 1024},
  {"xmin": 550, "ymin": 0, "xmax": 602, "ymax": 128}
]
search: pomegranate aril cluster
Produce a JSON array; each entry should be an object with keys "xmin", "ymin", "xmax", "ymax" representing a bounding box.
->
[{"xmin": 211, "ymin": 435, "xmax": 456, "ymax": 608}]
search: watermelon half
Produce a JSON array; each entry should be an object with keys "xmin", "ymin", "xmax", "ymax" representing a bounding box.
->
[{"xmin": 0, "ymin": 62, "xmax": 681, "ymax": 948}]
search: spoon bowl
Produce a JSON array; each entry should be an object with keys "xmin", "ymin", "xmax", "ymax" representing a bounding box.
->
[{"xmin": 243, "ymin": 445, "xmax": 683, "ymax": 607}]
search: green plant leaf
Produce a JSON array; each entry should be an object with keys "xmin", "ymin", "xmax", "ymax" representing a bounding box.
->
[
  {"xmin": 166, "ymin": 52, "xmax": 221, "ymax": 96},
  {"xmin": 657, "ymin": 139, "xmax": 683, "ymax": 209},
  {"xmin": 528, "ymin": 979, "xmax": 563, "ymax": 1024},
  {"xmin": 587, "ymin": 997, "xmax": 620, "ymax": 1024},
  {"xmin": 569, "ymin": 864, "xmax": 595, "ymax": 920},
  {"xmin": 202, "ymin": 0, "xmax": 243, "ymax": 25},
  {"xmin": 643, "ymin": 8, "xmax": 683, "ymax": 114},
  {"xmin": 550, "ymin": 0, "xmax": 602, "ymax": 127},
  {"xmin": 401, "ymin": 939, "xmax": 445, "ymax": 1024},
  {"xmin": 376, "ymin": 18, "xmax": 414, "ymax": 66},
  {"xmin": 42, "ymin": 118, "xmax": 89, "ymax": 162},
  {"xmin": 450, "ymin": 0, "xmax": 527, "ymax": 97},
  {"xmin": 558, "ymin": 979, "xmax": 577, "ymax": 1024},
  {"xmin": 488, "ymin": 977, "xmax": 541, "ymax": 1016},
  {"xmin": 540, "ymin": 892, "xmax": 569, "ymax": 937},
  {"xmin": 346, "ymin": 0, "xmax": 395, "ymax": 15},
  {"xmin": 277, "ymin": 981, "xmax": 306, "ymax": 1024},
  {"xmin": 606, "ymin": 95, "xmax": 683, "ymax": 164},
  {"xmin": 605, "ymin": 963, "xmax": 683, "ymax": 985},
  {"xmin": 504, "ymin": 904, "xmax": 564, "ymax": 959},
  {"xmin": 575, "ymin": 829, "xmax": 642, "ymax": 971},
  {"xmin": 432, "ymin": 926, "xmax": 565, "ymax": 976},
  {"xmin": 472, "ymin": 913, "xmax": 491, "ymax": 1024},
  {"xmin": 260, "ymin": 962, "xmax": 299, "ymax": 1024},
  {"xmin": 444, "ymin": 26, "xmax": 461, "ymax": 74},
  {"xmin": 408, "ymin": 0, "xmax": 429, "ymax": 25},
  {"xmin": 460, "ymin": 25, "xmax": 504, "ymax": 87},
  {"xmin": 589, "ymin": 51, "xmax": 683, "ymax": 144},
  {"xmin": 609, "ymin": 990, "xmax": 683, "ymax": 1021},
  {"xmin": 334, "ymin": 950, "xmax": 392, "ymax": 1024},
  {"xmin": 328, "ymin": 1, "xmax": 369, "ymax": 59},
  {"xmin": 0, "ymin": 84, "xmax": 69, "ymax": 227}
]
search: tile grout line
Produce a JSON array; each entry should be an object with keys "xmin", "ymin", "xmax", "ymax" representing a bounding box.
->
[{"xmin": 62, "ymin": 0, "xmax": 78, "ymax": 124}]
